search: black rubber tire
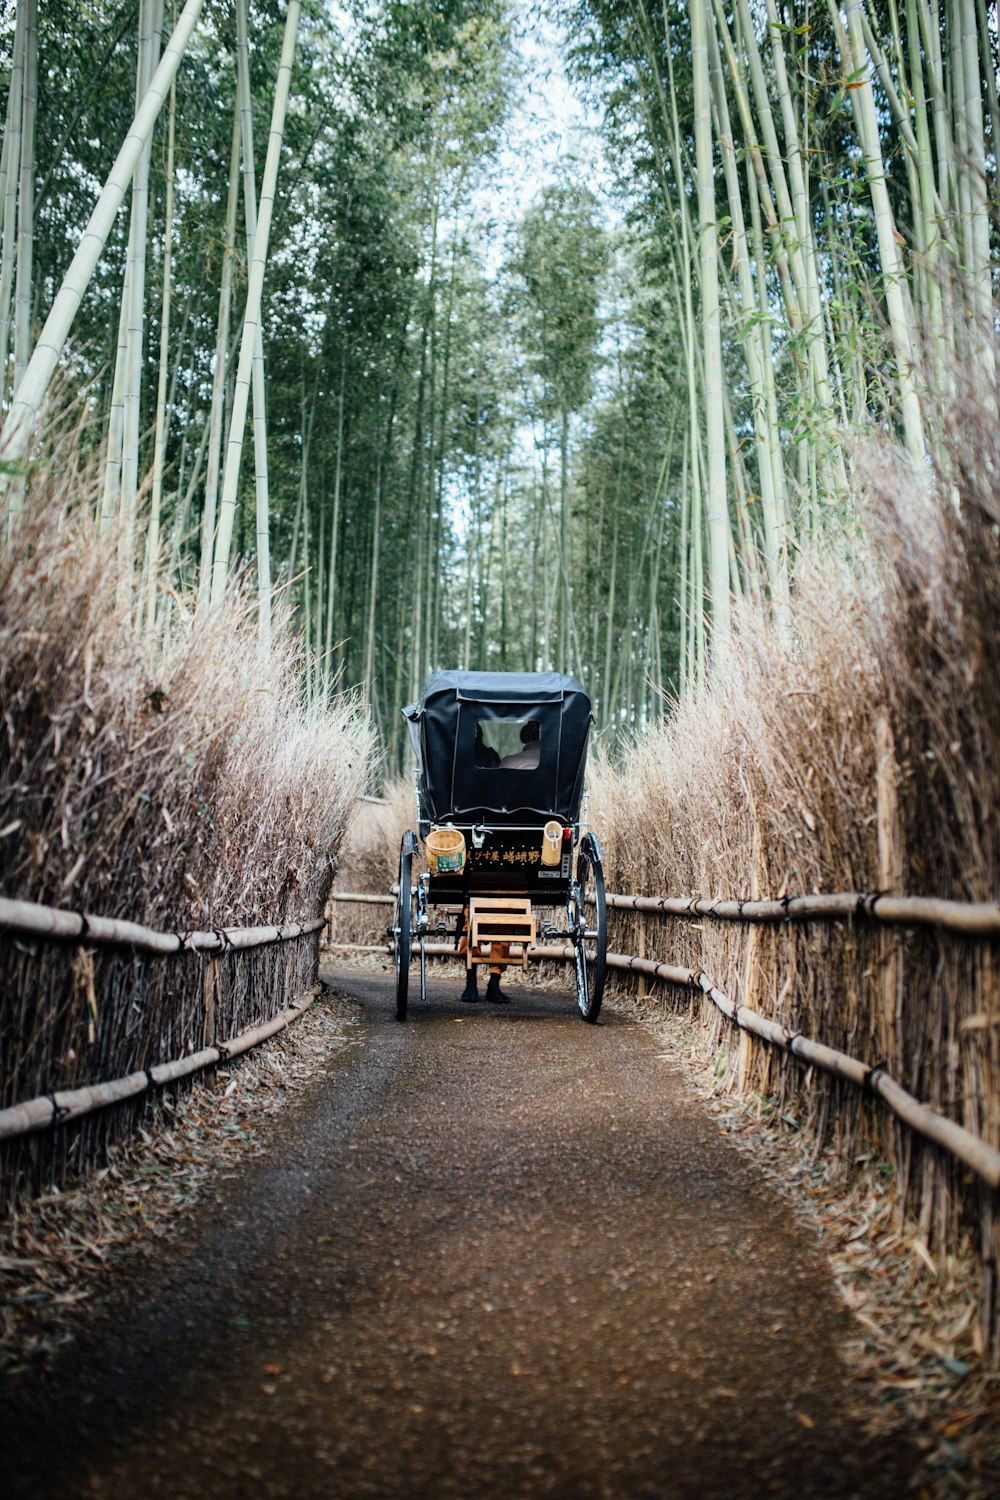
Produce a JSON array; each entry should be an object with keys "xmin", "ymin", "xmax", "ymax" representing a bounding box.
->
[
  {"xmin": 574, "ymin": 831, "xmax": 607, "ymax": 1023},
  {"xmin": 394, "ymin": 836, "xmax": 415, "ymax": 1022}
]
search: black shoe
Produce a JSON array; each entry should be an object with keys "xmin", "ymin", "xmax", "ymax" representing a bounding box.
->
[
  {"xmin": 485, "ymin": 974, "xmax": 508, "ymax": 1005},
  {"xmin": 460, "ymin": 974, "xmax": 479, "ymax": 1003}
]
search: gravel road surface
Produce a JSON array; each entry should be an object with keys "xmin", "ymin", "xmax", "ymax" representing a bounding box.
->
[{"xmin": 2, "ymin": 965, "xmax": 917, "ymax": 1498}]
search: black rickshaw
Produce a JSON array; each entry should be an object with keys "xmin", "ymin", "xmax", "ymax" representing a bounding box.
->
[{"xmin": 390, "ymin": 670, "xmax": 608, "ymax": 1023}]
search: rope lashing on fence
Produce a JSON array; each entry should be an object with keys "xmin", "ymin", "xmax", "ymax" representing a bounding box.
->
[
  {"xmin": 0, "ymin": 988, "xmax": 320, "ymax": 1143},
  {"xmin": 0, "ymin": 895, "xmax": 324, "ymax": 955},
  {"xmin": 603, "ymin": 890, "xmax": 1000, "ymax": 936}
]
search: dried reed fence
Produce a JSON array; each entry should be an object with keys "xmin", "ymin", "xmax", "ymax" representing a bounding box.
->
[
  {"xmin": 0, "ymin": 905, "xmax": 320, "ymax": 1128},
  {"xmin": 0, "ymin": 443, "xmax": 370, "ymax": 1209},
  {"xmin": 327, "ymin": 784, "xmax": 417, "ymax": 947},
  {"xmin": 590, "ymin": 384, "xmax": 1000, "ymax": 1355}
]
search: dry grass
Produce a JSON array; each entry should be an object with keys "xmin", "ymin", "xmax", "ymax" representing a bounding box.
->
[
  {"xmin": 0, "ymin": 442, "xmax": 371, "ymax": 1204},
  {"xmin": 592, "ymin": 384, "xmax": 1000, "ymax": 1353},
  {"xmin": 328, "ymin": 780, "xmax": 417, "ymax": 946}
]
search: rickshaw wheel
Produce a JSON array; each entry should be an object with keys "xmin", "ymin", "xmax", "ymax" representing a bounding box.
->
[
  {"xmin": 572, "ymin": 831, "xmax": 607, "ymax": 1022},
  {"xmin": 394, "ymin": 833, "xmax": 417, "ymax": 1022}
]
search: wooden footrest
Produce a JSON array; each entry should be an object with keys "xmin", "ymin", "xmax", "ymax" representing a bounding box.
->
[{"xmin": 468, "ymin": 897, "xmax": 535, "ymax": 967}]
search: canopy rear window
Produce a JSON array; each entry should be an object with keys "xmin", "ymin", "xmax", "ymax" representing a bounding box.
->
[{"xmin": 475, "ymin": 718, "xmax": 542, "ymax": 770}]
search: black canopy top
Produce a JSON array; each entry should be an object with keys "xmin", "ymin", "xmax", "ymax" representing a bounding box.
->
[{"xmin": 403, "ymin": 671, "xmax": 592, "ymax": 825}]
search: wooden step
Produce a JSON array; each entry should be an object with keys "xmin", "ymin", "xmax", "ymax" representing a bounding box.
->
[{"xmin": 468, "ymin": 897, "xmax": 535, "ymax": 967}]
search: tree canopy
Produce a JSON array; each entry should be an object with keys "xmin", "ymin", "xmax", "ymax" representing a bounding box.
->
[{"xmin": 1, "ymin": 0, "xmax": 996, "ymax": 765}]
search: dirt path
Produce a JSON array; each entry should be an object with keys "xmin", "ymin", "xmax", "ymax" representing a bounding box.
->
[{"xmin": 2, "ymin": 966, "xmax": 917, "ymax": 1498}]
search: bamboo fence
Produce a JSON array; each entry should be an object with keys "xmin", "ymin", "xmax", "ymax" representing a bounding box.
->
[
  {"xmin": 7, "ymin": 879, "xmax": 1000, "ymax": 1218},
  {"xmin": 0, "ymin": 989, "xmax": 317, "ymax": 1142},
  {"xmin": 603, "ymin": 890, "xmax": 1000, "ymax": 937},
  {"xmin": 0, "ymin": 897, "xmax": 325, "ymax": 1207}
]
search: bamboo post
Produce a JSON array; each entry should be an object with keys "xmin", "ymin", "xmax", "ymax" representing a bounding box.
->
[
  {"xmin": 636, "ymin": 843, "xmax": 649, "ymax": 999},
  {"xmin": 875, "ymin": 712, "xmax": 903, "ymax": 1077},
  {"xmin": 637, "ymin": 907, "xmax": 649, "ymax": 999},
  {"xmin": 203, "ymin": 956, "xmax": 217, "ymax": 1046}
]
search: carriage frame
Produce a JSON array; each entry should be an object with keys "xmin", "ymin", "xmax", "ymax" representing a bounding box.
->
[{"xmin": 389, "ymin": 671, "xmax": 608, "ymax": 1023}]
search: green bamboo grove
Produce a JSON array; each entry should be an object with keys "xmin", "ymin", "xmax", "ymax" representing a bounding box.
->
[{"xmin": 0, "ymin": 0, "xmax": 996, "ymax": 768}]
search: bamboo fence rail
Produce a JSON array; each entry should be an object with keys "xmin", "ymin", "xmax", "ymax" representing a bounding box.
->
[
  {"xmin": 0, "ymin": 894, "xmax": 327, "ymax": 1185},
  {"xmin": 0, "ymin": 988, "xmax": 318, "ymax": 1143},
  {"xmin": 603, "ymin": 890, "xmax": 1000, "ymax": 936},
  {"xmin": 0, "ymin": 895, "xmax": 324, "ymax": 954},
  {"xmin": 331, "ymin": 888, "xmax": 1000, "ymax": 934}
]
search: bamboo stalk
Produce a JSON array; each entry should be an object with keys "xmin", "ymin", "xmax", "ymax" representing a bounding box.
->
[
  {"xmin": 145, "ymin": 72, "xmax": 176, "ymax": 632},
  {"xmin": 198, "ymin": 110, "xmax": 241, "ymax": 614},
  {"xmin": 0, "ymin": 3, "xmax": 26, "ymax": 407},
  {"xmin": 12, "ymin": 0, "xmax": 36, "ymax": 395},
  {"xmin": 210, "ymin": 0, "xmax": 300, "ymax": 611},
  {"xmin": 119, "ymin": 0, "xmax": 163, "ymax": 578},
  {"xmin": 1, "ymin": 0, "xmax": 205, "ymax": 479},
  {"xmin": 835, "ymin": 0, "xmax": 925, "ymax": 461},
  {"xmin": 235, "ymin": 0, "xmax": 274, "ymax": 650},
  {"xmin": 0, "ymin": 895, "xmax": 323, "ymax": 955},
  {"xmin": 0, "ymin": 989, "xmax": 317, "ymax": 1143},
  {"xmin": 691, "ymin": 0, "xmax": 730, "ymax": 659}
]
